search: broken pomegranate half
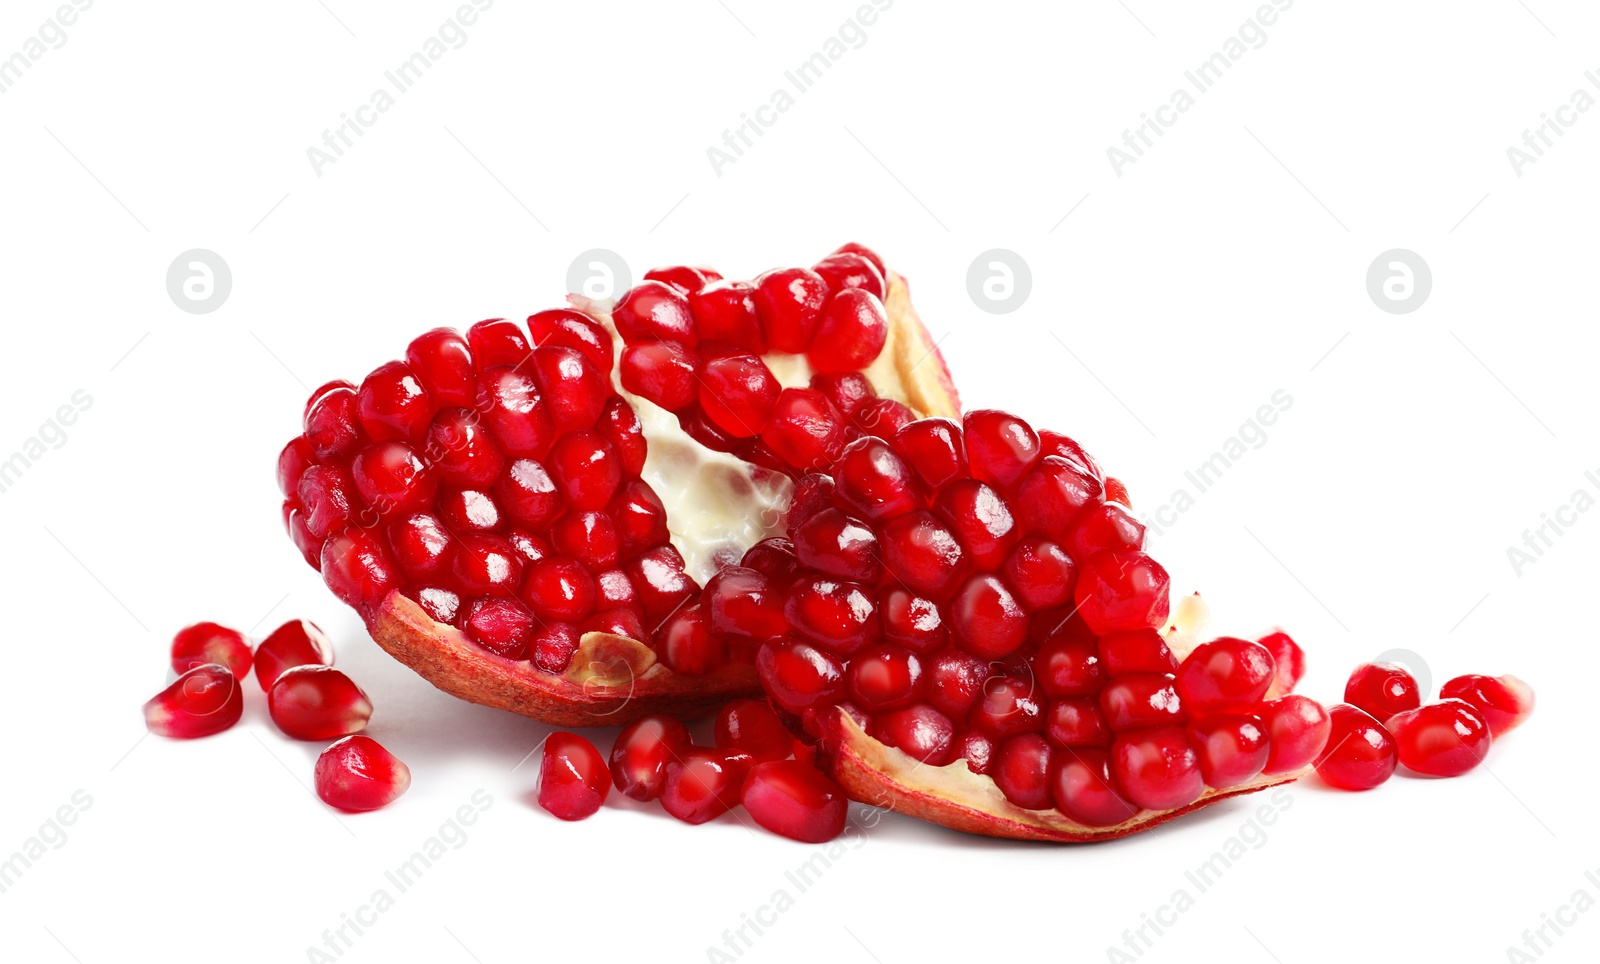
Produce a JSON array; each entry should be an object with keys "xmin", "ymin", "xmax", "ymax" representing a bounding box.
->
[{"xmin": 278, "ymin": 244, "xmax": 958, "ymax": 726}]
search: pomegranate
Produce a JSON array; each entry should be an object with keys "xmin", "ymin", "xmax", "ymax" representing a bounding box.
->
[
  {"xmin": 1387, "ymin": 699, "xmax": 1491, "ymax": 777},
  {"xmin": 278, "ymin": 244, "xmax": 959, "ymax": 726},
  {"xmin": 538, "ymin": 732, "xmax": 611, "ymax": 820},
  {"xmin": 143, "ymin": 664, "xmax": 244, "ymax": 739},
  {"xmin": 254, "ymin": 619, "xmax": 334, "ymax": 690},
  {"xmin": 1315, "ymin": 704, "xmax": 1398, "ymax": 791},
  {"xmin": 1439, "ymin": 673, "xmax": 1535, "ymax": 737},
  {"xmin": 1343, "ymin": 661, "xmax": 1421, "ymax": 722},
  {"xmin": 267, "ymin": 665, "xmax": 373, "ymax": 740},
  {"xmin": 170, "ymin": 622, "xmax": 253, "ymax": 680},
  {"xmin": 609, "ymin": 714, "xmax": 691, "ymax": 801},
  {"xmin": 315, "ymin": 735, "xmax": 411, "ymax": 811},
  {"xmin": 738, "ymin": 409, "xmax": 1321, "ymax": 840}
]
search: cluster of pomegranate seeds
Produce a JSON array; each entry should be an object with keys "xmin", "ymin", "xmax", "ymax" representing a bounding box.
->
[
  {"xmin": 145, "ymin": 618, "xmax": 410, "ymax": 812},
  {"xmin": 279, "ymin": 243, "xmax": 918, "ymax": 678},
  {"xmin": 317, "ymin": 735, "xmax": 411, "ymax": 811},
  {"xmin": 688, "ymin": 407, "xmax": 1334, "ymax": 827},
  {"xmin": 1316, "ymin": 662, "xmax": 1533, "ymax": 790}
]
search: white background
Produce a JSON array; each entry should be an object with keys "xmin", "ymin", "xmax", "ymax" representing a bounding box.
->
[{"xmin": 1, "ymin": 1, "xmax": 1595, "ymax": 962}]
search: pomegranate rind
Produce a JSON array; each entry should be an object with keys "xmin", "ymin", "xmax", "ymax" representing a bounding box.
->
[
  {"xmin": 821, "ymin": 710, "xmax": 1306, "ymax": 843},
  {"xmin": 360, "ymin": 271, "xmax": 961, "ymax": 727}
]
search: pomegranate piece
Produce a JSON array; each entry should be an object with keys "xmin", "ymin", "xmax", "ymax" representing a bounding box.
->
[
  {"xmin": 143, "ymin": 664, "xmax": 244, "ymax": 739},
  {"xmin": 170, "ymin": 622, "xmax": 253, "ymax": 680},
  {"xmin": 714, "ymin": 699, "xmax": 795, "ymax": 762},
  {"xmin": 315, "ymin": 736, "xmax": 411, "ymax": 811},
  {"xmin": 254, "ymin": 619, "xmax": 334, "ymax": 691},
  {"xmin": 1439, "ymin": 673, "xmax": 1535, "ymax": 737},
  {"xmin": 1259, "ymin": 694, "xmax": 1331, "ymax": 775},
  {"xmin": 268, "ymin": 666, "xmax": 373, "ymax": 741},
  {"xmin": 538, "ymin": 732, "xmax": 611, "ymax": 820},
  {"xmin": 1387, "ymin": 699, "xmax": 1492, "ymax": 777},
  {"xmin": 1315, "ymin": 704, "xmax": 1398, "ymax": 791},
  {"xmin": 609, "ymin": 715, "xmax": 692, "ymax": 801},
  {"xmin": 1343, "ymin": 661, "xmax": 1422, "ymax": 722},
  {"xmin": 660, "ymin": 748, "xmax": 754, "ymax": 825},
  {"xmin": 741, "ymin": 760, "xmax": 848, "ymax": 842}
]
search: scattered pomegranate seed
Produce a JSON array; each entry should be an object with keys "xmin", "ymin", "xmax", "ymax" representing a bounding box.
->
[
  {"xmin": 1439, "ymin": 674, "xmax": 1535, "ymax": 737},
  {"xmin": 254, "ymin": 619, "xmax": 334, "ymax": 691},
  {"xmin": 1387, "ymin": 699, "xmax": 1492, "ymax": 777},
  {"xmin": 609, "ymin": 715, "xmax": 692, "ymax": 801},
  {"xmin": 143, "ymin": 664, "xmax": 244, "ymax": 739},
  {"xmin": 538, "ymin": 732, "xmax": 611, "ymax": 820},
  {"xmin": 315, "ymin": 736, "xmax": 411, "ymax": 811},
  {"xmin": 169, "ymin": 622, "xmax": 253, "ymax": 680},
  {"xmin": 660, "ymin": 748, "xmax": 754, "ymax": 825},
  {"xmin": 268, "ymin": 666, "xmax": 373, "ymax": 741},
  {"xmin": 1315, "ymin": 704, "xmax": 1398, "ymax": 791},
  {"xmin": 741, "ymin": 760, "xmax": 848, "ymax": 842},
  {"xmin": 1259, "ymin": 695, "xmax": 1331, "ymax": 774},
  {"xmin": 714, "ymin": 699, "xmax": 795, "ymax": 762},
  {"xmin": 1343, "ymin": 661, "xmax": 1422, "ymax": 722}
]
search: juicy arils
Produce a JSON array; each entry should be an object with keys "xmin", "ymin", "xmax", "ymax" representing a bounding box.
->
[
  {"xmin": 722, "ymin": 410, "xmax": 1327, "ymax": 840},
  {"xmin": 277, "ymin": 244, "xmax": 959, "ymax": 726}
]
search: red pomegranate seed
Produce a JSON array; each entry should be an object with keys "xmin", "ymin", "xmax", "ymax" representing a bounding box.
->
[
  {"xmin": 831, "ymin": 438, "xmax": 920, "ymax": 521},
  {"xmin": 1015, "ymin": 457, "xmax": 1103, "ymax": 542},
  {"xmin": 1257, "ymin": 630, "xmax": 1306, "ymax": 693},
  {"xmin": 1037, "ymin": 631, "xmax": 1105, "ymax": 697},
  {"xmin": 993, "ymin": 734, "xmax": 1055, "ymax": 810},
  {"xmin": 620, "ymin": 341, "xmax": 699, "ymax": 410},
  {"xmin": 1065, "ymin": 501, "xmax": 1145, "ymax": 560},
  {"xmin": 830, "ymin": 242, "xmax": 886, "ymax": 277},
  {"xmin": 1097, "ymin": 629, "xmax": 1177, "ymax": 676},
  {"xmin": 143, "ymin": 664, "xmax": 244, "ymax": 739},
  {"xmin": 971, "ymin": 676, "xmax": 1044, "ymax": 738},
  {"xmin": 521, "ymin": 557, "xmax": 596, "ymax": 622},
  {"xmin": 389, "ymin": 513, "xmax": 454, "ymax": 580},
  {"xmin": 1046, "ymin": 697, "xmax": 1110, "ymax": 747},
  {"xmin": 612, "ymin": 280, "xmax": 697, "ymax": 344},
  {"xmin": 661, "ymin": 748, "xmax": 754, "ymax": 824},
  {"xmin": 1189, "ymin": 714, "xmax": 1269, "ymax": 789},
  {"xmin": 1259, "ymin": 694, "xmax": 1331, "ymax": 774},
  {"xmin": 547, "ymin": 431, "xmax": 622, "ymax": 511},
  {"xmin": 1111, "ymin": 726, "xmax": 1204, "ymax": 811},
  {"xmin": 531, "ymin": 621, "xmax": 581, "ymax": 673},
  {"xmin": 170, "ymin": 622, "xmax": 253, "ymax": 680},
  {"xmin": 758, "ymin": 638, "xmax": 846, "ymax": 713},
  {"xmin": 690, "ymin": 280, "xmax": 766, "ymax": 352},
  {"xmin": 319, "ymin": 528, "xmax": 398, "ymax": 612},
  {"xmin": 467, "ymin": 318, "xmax": 532, "ymax": 367},
  {"xmin": 268, "ymin": 666, "xmax": 373, "ymax": 741},
  {"xmin": 357, "ymin": 361, "xmax": 433, "ymax": 443},
  {"xmin": 461, "ymin": 597, "xmax": 537, "ymax": 658},
  {"xmin": 813, "ymin": 252, "xmax": 886, "ymax": 299},
  {"xmin": 551, "ymin": 510, "xmax": 620, "ymax": 569},
  {"xmin": 869, "ymin": 703, "xmax": 956, "ymax": 765},
  {"xmin": 427, "ymin": 408, "xmax": 506, "ymax": 487},
  {"xmin": 642, "ymin": 265, "xmax": 711, "ymax": 296},
  {"xmin": 949, "ymin": 574, "xmax": 1028, "ymax": 660},
  {"xmin": 880, "ymin": 589, "xmax": 948, "ymax": 654},
  {"xmin": 893, "ymin": 417, "xmax": 966, "ymax": 489},
  {"xmin": 932, "ymin": 479, "xmax": 1018, "ymax": 570},
  {"xmin": 1315, "ymin": 704, "xmax": 1398, "ymax": 791},
  {"xmin": 810, "ymin": 371, "xmax": 876, "ymax": 420},
  {"xmin": 1387, "ymin": 699, "xmax": 1492, "ymax": 777},
  {"xmin": 1099, "ymin": 674, "xmax": 1183, "ymax": 731},
  {"xmin": 478, "ymin": 367, "xmax": 553, "ymax": 457},
  {"xmin": 963, "ymin": 409, "xmax": 1041, "ymax": 488},
  {"xmin": 742, "ymin": 761, "xmax": 848, "ymax": 842},
  {"xmin": 754, "ymin": 267, "xmax": 828, "ymax": 352},
  {"xmin": 1176, "ymin": 637, "xmax": 1277, "ymax": 714},
  {"xmin": 1001, "ymin": 537, "xmax": 1075, "ymax": 610},
  {"xmin": 1072, "ymin": 550, "xmax": 1170, "ymax": 635},
  {"xmin": 659, "ymin": 608, "xmax": 720, "ymax": 675},
  {"xmin": 315, "ymin": 736, "xmax": 410, "ymax": 811},
  {"xmin": 624, "ymin": 544, "xmax": 697, "ymax": 620},
  {"xmin": 298, "ymin": 464, "xmax": 355, "ymax": 539},
  {"xmin": 1439, "ymin": 673, "xmax": 1535, "ymax": 737},
  {"xmin": 761, "ymin": 388, "xmax": 847, "ymax": 471},
  {"xmin": 706, "ymin": 566, "xmax": 787, "ymax": 641},
  {"xmin": 255, "ymin": 619, "xmax": 334, "ymax": 691},
  {"xmin": 698, "ymin": 354, "xmax": 779, "ymax": 437},
  {"xmin": 528, "ymin": 348, "xmax": 609, "ymax": 436},
  {"xmin": 793, "ymin": 509, "xmax": 883, "ymax": 583},
  {"xmin": 846, "ymin": 644, "xmax": 924, "ymax": 712},
  {"xmin": 352, "ymin": 441, "xmax": 436, "ymax": 518},
  {"xmin": 853, "ymin": 397, "xmax": 917, "ymax": 443},
  {"xmin": 610, "ymin": 715, "xmax": 692, "ymax": 801},
  {"xmin": 715, "ymin": 699, "xmax": 795, "ymax": 762},
  {"xmin": 406, "ymin": 328, "xmax": 476, "ymax": 406},
  {"xmin": 1052, "ymin": 747, "xmax": 1141, "ymax": 827},
  {"xmin": 925, "ymin": 651, "xmax": 990, "ymax": 718},
  {"xmin": 304, "ymin": 385, "xmax": 364, "ymax": 459},
  {"xmin": 1343, "ymin": 661, "xmax": 1422, "ymax": 722},
  {"xmin": 528, "ymin": 308, "xmax": 614, "ymax": 374},
  {"xmin": 809, "ymin": 288, "xmax": 888, "ymax": 373},
  {"xmin": 784, "ymin": 577, "xmax": 880, "ymax": 656},
  {"xmin": 538, "ymin": 732, "xmax": 611, "ymax": 820}
]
